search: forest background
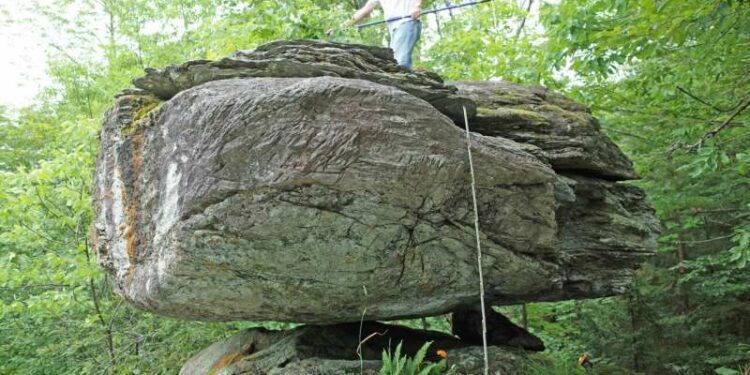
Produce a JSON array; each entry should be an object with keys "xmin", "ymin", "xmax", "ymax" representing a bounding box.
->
[{"xmin": 0, "ymin": 0, "xmax": 748, "ymax": 374}]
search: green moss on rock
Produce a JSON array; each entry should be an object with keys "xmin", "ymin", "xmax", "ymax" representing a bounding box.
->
[
  {"xmin": 478, "ymin": 106, "xmax": 550, "ymax": 127},
  {"xmin": 537, "ymin": 104, "xmax": 592, "ymax": 127},
  {"xmin": 121, "ymin": 95, "xmax": 162, "ymax": 135}
]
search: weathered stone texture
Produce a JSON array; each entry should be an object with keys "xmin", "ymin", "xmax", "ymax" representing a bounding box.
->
[
  {"xmin": 454, "ymin": 81, "xmax": 638, "ymax": 180},
  {"xmin": 92, "ymin": 40, "xmax": 658, "ymax": 325},
  {"xmin": 94, "ymin": 76, "xmax": 561, "ymax": 322},
  {"xmin": 132, "ymin": 39, "xmax": 475, "ymax": 123}
]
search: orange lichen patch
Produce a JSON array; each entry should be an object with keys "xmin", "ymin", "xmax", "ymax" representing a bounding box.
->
[
  {"xmin": 208, "ymin": 351, "xmax": 245, "ymax": 374},
  {"xmin": 208, "ymin": 344, "xmax": 255, "ymax": 375},
  {"xmin": 88, "ymin": 223, "xmax": 99, "ymax": 254},
  {"xmin": 577, "ymin": 352, "xmax": 589, "ymax": 366},
  {"xmin": 122, "ymin": 132, "xmax": 147, "ymax": 285},
  {"xmin": 124, "ymin": 206, "xmax": 138, "ymax": 271},
  {"xmin": 129, "ymin": 133, "xmax": 145, "ymax": 177},
  {"xmin": 436, "ymin": 349, "xmax": 448, "ymax": 359},
  {"xmin": 123, "ymin": 191, "xmax": 138, "ymax": 285},
  {"xmin": 204, "ymin": 262, "xmax": 231, "ymax": 271}
]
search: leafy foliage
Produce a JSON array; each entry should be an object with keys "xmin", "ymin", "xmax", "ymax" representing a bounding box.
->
[
  {"xmin": 379, "ymin": 341, "xmax": 451, "ymax": 375},
  {"xmin": 533, "ymin": 1, "xmax": 750, "ymax": 373},
  {"xmin": 1, "ymin": 0, "xmax": 748, "ymax": 373}
]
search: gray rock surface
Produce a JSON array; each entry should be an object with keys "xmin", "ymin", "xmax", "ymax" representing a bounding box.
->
[
  {"xmin": 454, "ymin": 81, "xmax": 638, "ymax": 180},
  {"xmin": 178, "ymin": 323, "xmax": 529, "ymax": 375},
  {"xmin": 132, "ymin": 39, "xmax": 475, "ymax": 123},
  {"xmin": 550, "ymin": 174, "xmax": 659, "ymax": 301},
  {"xmin": 92, "ymin": 40, "xmax": 658, "ymax": 325},
  {"xmin": 93, "ymin": 76, "xmax": 561, "ymax": 322}
]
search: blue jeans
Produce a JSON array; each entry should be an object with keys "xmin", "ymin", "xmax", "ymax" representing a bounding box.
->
[{"xmin": 389, "ymin": 20, "xmax": 421, "ymax": 69}]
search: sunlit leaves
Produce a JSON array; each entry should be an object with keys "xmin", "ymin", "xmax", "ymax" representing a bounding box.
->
[
  {"xmin": 539, "ymin": 1, "xmax": 750, "ymax": 372},
  {"xmin": 1, "ymin": 1, "xmax": 381, "ymax": 373}
]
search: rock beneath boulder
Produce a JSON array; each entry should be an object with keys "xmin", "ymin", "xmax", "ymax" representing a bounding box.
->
[
  {"xmin": 92, "ymin": 40, "xmax": 658, "ymax": 325},
  {"xmin": 179, "ymin": 322, "xmax": 530, "ymax": 375},
  {"xmin": 453, "ymin": 81, "xmax": 638, "ymax": 180},
  {"xmin": 452, "ymin": 305, "xmax": 545, "ymax": 351}
]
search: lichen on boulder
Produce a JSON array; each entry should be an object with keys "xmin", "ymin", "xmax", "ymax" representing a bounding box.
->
[
  {"xmin": 91, "ymin": 39, "xmax": 659, "ymax": 374},
  {"xmin": 94, "ymin": 75, "xmax": 561, "ymax": 322},
  {"xmin": 454, "ymin": 81, "xmax": 638, "ymax": 180},
  {"xmin": 132, "ymin": 39, "xmax": 475, "ymax": 123}
]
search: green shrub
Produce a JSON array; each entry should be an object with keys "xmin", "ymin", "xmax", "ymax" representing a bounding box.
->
[{"xmin": 379, "ymin": 341, "xmax": 453, "ymax": 375}]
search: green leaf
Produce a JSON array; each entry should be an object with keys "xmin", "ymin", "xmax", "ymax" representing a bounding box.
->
[{"xmin": 714, "ymin": 367, "xmax": 740, "ymax": 375}]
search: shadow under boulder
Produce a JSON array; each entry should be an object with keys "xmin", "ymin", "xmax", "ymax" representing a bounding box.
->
[{"xmin": 180, "ymin": 322, "xmax": 531, "ymax": 375}]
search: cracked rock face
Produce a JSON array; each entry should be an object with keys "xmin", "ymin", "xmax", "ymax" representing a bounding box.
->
[
  {"xmin": 132, "ymin": 39, "xmax": 475, "ymax": 123},
  {"xmin": 453, "ymin": 81, "xmax": 637, "ymax": 180},
  {"xmin": 92, "ymin": 40, "xmax": 658, "ymax": 324}
]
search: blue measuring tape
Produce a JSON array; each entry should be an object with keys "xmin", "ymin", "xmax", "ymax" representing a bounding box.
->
[{"xmin": 356, "ymin": 0, "xmax": 493, "ymax": 29}]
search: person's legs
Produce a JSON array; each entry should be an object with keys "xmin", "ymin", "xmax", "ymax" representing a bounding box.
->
[{"xmin": 389, "ymin": 20, "xmax": 421, "ymax": 69}]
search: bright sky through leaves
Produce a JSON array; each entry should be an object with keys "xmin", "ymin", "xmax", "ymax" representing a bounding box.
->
[{"xmin": 0, "ymin": 1, "xmax": 52, "ymax": 108}]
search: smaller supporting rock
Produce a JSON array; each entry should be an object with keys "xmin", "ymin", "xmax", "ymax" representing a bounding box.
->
[
  {"xmin": 179, "ymin": 322, "xmax": 532, "ymax": 375},
  {"xmin": 452, "ymin": 305, "xmax": 545, "ymax": 352}
]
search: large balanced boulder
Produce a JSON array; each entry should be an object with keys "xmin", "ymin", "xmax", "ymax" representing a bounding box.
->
[
  {"xmin": 93, "ymin": 76, "xmax": 559, "ymax": 322},
  {"xmin": 91, "ymin": 40, "xmax": 658, "ymax": 325}
]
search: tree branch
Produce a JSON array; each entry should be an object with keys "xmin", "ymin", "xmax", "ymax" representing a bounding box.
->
[
  {"xmin": 607, "ymin": 128, "xmax": 651, "ymax": 141},
  {"xmin": 0, "ymin": 284, "xmax": 70, "ymax": 291},
  {"xmin": 676, "ymin": 86, "xmax": 734, "ymax": 113},
  {"xmin": 686, "ymin": 95, "xmax": 750, "ymax": 151},
  {"xmin": 17, "ymin": 221, "xmax": 69, "ymax": 246},
  {"xmin": 675, "ymin": 233, "xmax": 735, "ymax": 244},
  {"xmin": 515, "ymin": 0, "xmax": 534, "ymax": 39},
  {"xmin": 89, "ymin": 276, "xmax": 116, "ymax": 366}
]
